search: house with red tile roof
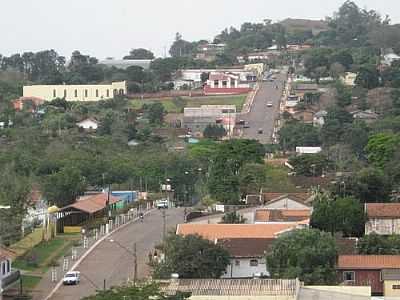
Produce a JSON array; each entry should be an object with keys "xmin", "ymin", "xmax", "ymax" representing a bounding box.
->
[
  {"xmin": 365, "ymin": 203, "xmax": 400, "ymax": 235},
  {"xmin": 204, "ymin": 72, "xmax": 252, "ymax": 95},
  {"xmin": 58, "ymin": 193, "xmax": 121, "ymax": 232},
  {"xmin": 176, "ymin": 223, "xmax": 301, "ymax": 241},
  {"xmin": 337, "ymin": 255, "xmax": 400, "ymax": 296},
  {"xmin": 12, "ymin": 96, "xmax": 45, "ymax": 112},
  {"xmin": 254, "ymin": 208, "xmax": 311, "ymax": 225}
]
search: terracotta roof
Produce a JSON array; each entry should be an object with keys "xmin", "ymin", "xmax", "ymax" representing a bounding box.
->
[
  {"xmin": 61, "ymin": 193, "xmax": 120, "ymax": 214},
  {"xmin": 255, "ymin": 209, "xmax": 311, "ymax": 223},
  {"xmin": 216, "ymin": 238, "xmax": 274, "ymax": 257},
  {"xmin": 366, "ymin": 203, "xmax": 400, "ymax": 218},
  {"xmin": 337, "ymin": 255, "xmax": 400, "ymax": 270},
  {"xmin": 176, "ymin": 223, "xmax": 299, "ymax": 241},
  {"xmin": 160, "ymin": 279, "xmax": 299, "ymax": 296}
]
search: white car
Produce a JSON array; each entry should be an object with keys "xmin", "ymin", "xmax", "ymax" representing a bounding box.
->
[
  {"xmin": 63, "ymin": 271, "xmax": 80, "ymax": 285},
  {"xmin": 267, "ymin": 102, "xmax": 273, "ymax": 107},
  {"xmin": 156, "ymin": 199, "xmax": 169, "ymax": 209}
]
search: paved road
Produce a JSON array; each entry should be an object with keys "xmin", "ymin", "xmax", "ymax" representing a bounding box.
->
[
  {"xmin": 50, "ymin": 208, "xmax": 184, "ymax": 300},
  {"xmin": 240, "ymin": 72, "xmax": 286, "ymax": 144}
]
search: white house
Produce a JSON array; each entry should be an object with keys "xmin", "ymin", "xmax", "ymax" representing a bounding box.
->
[
  {"xmin": 0, "ymin": 247, "xmax": 20, "ymax": 298},
  {"xmin": 382, "ymin": 53, "xmax": 400, "ymax": 66},
  {"xmin": 76, "ymin": 118, "xmax": 99, "ymax": 130},
  {"xmin": 340, "ymin": 72, "xmax": 357, "ymax": 86},
  {"xmin": 218, "ymin": 238, "xmax": 271, "ymax": 278},
  {"xmin": 365, "ymin": 203, "xmax": 400, "ymax": 235},
  {"xmin": 313, "ymin": 110, "xmax": 327, "ymax": 127},
  {"xmin": 263, "ymin": 194, "xmax": 312, "ymax": 210}
]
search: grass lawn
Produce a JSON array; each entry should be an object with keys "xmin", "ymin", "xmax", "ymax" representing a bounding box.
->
[
  {"xmin": 130, "ymin": 94, "xmax": 247, "ymax": 113},
  {"xmin": 13, "ymin": 235, "xmax": 79, "ymax": 273},
  {"xmin": 20, "ymin": 275, "xmax": 42, "ymax": 291}
]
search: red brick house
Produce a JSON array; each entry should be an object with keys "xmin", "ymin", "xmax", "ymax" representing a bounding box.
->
[
  {"xmin": 12, "ymin": 96, "xmax": 45, "ymax": 112},
  {"xmin": 337, "ymin": 255, "xmax": 400, "ymax": 296}
]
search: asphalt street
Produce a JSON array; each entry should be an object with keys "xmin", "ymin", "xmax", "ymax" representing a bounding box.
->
[
  {"xmin": 50, "ymin": 208, "xmax": 184, "ymax": 300},
  {"xmin": 240, "ymin": 72, "xmax": 286, "ymax": 144}
]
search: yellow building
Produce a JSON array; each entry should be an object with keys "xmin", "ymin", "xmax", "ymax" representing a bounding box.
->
[{"xmin": 23, "ymin": 81, "xmax": 127, "ymax": 102}]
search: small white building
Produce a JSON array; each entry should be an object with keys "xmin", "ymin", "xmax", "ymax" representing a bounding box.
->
[
  {"xmin": 76, "ymin": 118, "xmax": 99, "ymax": 130},
  {"xmin": 340, "ymin": 72, "xmax": 357, "ymax": 86},
  {"xmin": 313, "ymin": 110, "xmax": 327, "ymax": 127},
  {"xmin": 218, "ymin": 238, "xmax": 271, "ymax": 278},
  {"xmin": 296, "ymin": 147, "xmax": 322, "ymax": 155},
  {"xmin": 382, "ymin": 53, "xmax": 400, "ymax": 66}
]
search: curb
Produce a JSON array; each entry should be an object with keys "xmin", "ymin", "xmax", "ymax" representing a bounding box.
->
[{"xmin": 43, "ymin": 209, "xmax": 154, "ymax": 300}]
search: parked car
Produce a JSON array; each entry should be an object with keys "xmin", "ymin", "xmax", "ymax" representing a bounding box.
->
[
  {"xmin": 63, "ymin": 271, "xmax": 80, "ymax": 285},
  {"xmin": 258, "ymin": 128, "xmax": 263, "ymax": 134},
  {"xmin": 243, "ymin": 123, "xmax": 250, "ymax": 129},
  {"xmin": 267, "ymin": 102, "xmax": 273, "ymax": 107}
]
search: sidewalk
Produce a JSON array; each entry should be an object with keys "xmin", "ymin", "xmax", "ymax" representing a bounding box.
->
[{"xmin": 30, "ymin": 206, "xmax": 150, "ymax": 300}]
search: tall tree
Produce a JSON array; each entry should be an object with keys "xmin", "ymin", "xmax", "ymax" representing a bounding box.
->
[
  {"xmin": 267, "ymin": 229, "xmax": 337, "ymax": 285},
  {"xmin": 123, "ymin": 48, "xmax": 155, "ymax": 60},
  {"xmin": 151, "ymin": 233, "xmax": 230, "ymax": 279}
]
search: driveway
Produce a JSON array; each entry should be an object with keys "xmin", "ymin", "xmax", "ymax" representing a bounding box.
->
[
  {"xmin": 239, "ymin": 72, "xmax": 286, "ymax": 144},
  {"xmin": 49, "ymin": 208, "xmax": 184, "ymax": 300}
]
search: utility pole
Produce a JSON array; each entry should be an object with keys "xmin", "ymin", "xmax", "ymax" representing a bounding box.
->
[
  {"xmin": 162, "ymin": 210, "xmax": 166, "ymax": 241},
  {"xmin": 133, "ymin": 243, "xmax": 137, "ymax": 285}
]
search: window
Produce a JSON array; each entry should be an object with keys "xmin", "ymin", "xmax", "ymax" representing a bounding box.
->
[
  {"xmin": 250, "ymin": 259, "xmax": 258, "ymax": 267},
  {"xmin": 106, "ymin": 90, "xmax": 110, "ymax": 98},
  {"xmin": 74, "ymin": 89, "xmax": 78, "ymax": 97},
  {"xmin": 235, "ymin": 260, "xmax": 240, "ymax": 266},
  {"xmin": 119, "ymin": 89, "xmax": 124, "ymax": 95},
  {"xmin": 96, "ymin": 89, "xmax": 99, "ymax": 97},
  {"xmin": 222, "ymin": 81, "xmax": 228, "ymax": 88},
  {"xmin": 6, "ymin": 260, "xmax": 10, "ymax": 273},
  {"xmin": 53, "ymin": 89, "xmax": 56, "ymax": 98},
  {"xmin": 343, "ymin": 271, "xmax": 355, "ymax": 282},
  {"xmin": 85, "ymin": 90, "xmax": 88, "ymax": 98},
  {"xmin": 2, "ymin": 262, "xmax": 5, "ymax": 275},
  {"xmin": 113, "ymin": 89, "xmax": 117, "ymax": 96},
  {"xmin": 63, "ymin": 89, "xmax": 67, "ymax": 98},
  {"xmin": 214, "ymin": 80, "xmax": 219, "ymax": 87},
  {"xmin": 393, "ymin": 285, "xmax": 400, "ymax": 289}
]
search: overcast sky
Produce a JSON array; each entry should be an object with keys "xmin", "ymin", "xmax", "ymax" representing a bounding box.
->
[{"xmin": 1, "ymin": 0, "xmax": 399, "ymax": 59}]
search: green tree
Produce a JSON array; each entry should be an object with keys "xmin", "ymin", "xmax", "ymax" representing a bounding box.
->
[
  {"xmin": 144, "ymin": 103, "xmax": 165, "ymax": 125},
  {"xmin": 355, "ymin": 66, "xmax": 380, "ymax": 89},
  {"xmin": 289, "ymin": 154, "xmax": 332, "ymax": 177},
  {"xmin": 358, "ymin": 233, "xmax": 400, "ymax": 254},
  {"xmin": 366, "ymin": 133, "xmax": 400, "ymax": 168},
  {"xmin": 123, "ymin": 48, "xmax": 155, "ymax": 60},
  {"xmin": 151, "ymin": 233, "xmax": 230, "ymax": 279},
  {"xmin": 311, "ymin": 194, "xmax": 365, "ymax": 237},
  {"xmin": 41, "ymin": 165, "xmax": 86, "ymax": 207},
  {"xmin": 267, "ymin": 229, "xmax": 337, "ymax": 285},
  {"xmin": 342, "ymin": 167, "xmax": 392, "ymax": 203},
  {"xmin": 220, "ymin": 211, "xmax": 246, "ymax": 224},
  {"xmin": 0, "ymin": 166, "xmax": 31, "ymax": 245},
  {"xmin": 203, "ymin": 124, "xmax": 226, "ymax": 140},
  {"xmin": 239, "ymin": 163, "xmax": 267, "ymax": 197},
  {"xmin": 279, "ymin": 121, "xmax": 321, "ymax": 152}
]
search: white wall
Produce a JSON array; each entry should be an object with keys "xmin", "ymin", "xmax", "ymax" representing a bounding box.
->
[
  {"xmin": 264, "ymin": 198, "xmax": 310, "ymax": 210},
  {"xmin": 0, "ymin": 258, "xmax": 11, "ymax": 280},
  {"xmin": 222, "ymin": 257, "xmax": 269, "ymax": 279}
]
